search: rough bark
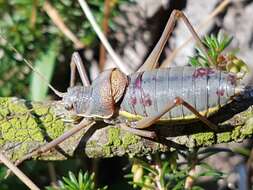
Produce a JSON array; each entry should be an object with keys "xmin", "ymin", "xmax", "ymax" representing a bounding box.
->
[{"xmin": 0, "ymin": 96, "xmax": 253, "ymax": 162}]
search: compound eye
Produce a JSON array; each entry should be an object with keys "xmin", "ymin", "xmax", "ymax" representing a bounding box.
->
[{"xmin": 65, "ymin": 103, "xmax": 73, "ymax": 111}]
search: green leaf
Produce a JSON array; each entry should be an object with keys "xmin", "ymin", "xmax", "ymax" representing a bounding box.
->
[
  {"xmin": 47, "ymin": 170, "xmax": 107, "ymax": 190},
  {"xmin": 222, "ymin": 36, "xmax": 233, "ymax": 51},
  {"xmin": 197, "ymin": 163, "xmax": 225, "ymax": 180},
  {"xmin": 233, "ymin": 147, "xmax": 251, "ymax": 157},
  {"xmin": 191, "ymin": 186, "xmax": 205, "ymax": 190},
  {"xmin": 171, "ymin": 179, "xmax": 185, "ymax": 190},
  {"xmin": 69, "ymin": 171, "xmax": 78, "ymax": 186},
  {"xmin": 0, "ymin": 166, "xmax": 7, "ymax": 180},
  {"xmin": 62, "ymin": 176, "xmax": 77, "ymax": 189},
  {"xmin": 189, "ymin": 31, "xmax": 235, "ymax": 68},
  {"xmin": 78, "ymin": 170, "xmax": 84, "ymax": 189},
  {"xmin": 29, "ymin": 40, "xmax": 59, "ymax": 101},
  {"xmin": 189, "ymin": 56, "xmax": 201, "ymax": 67},
  {"xmin": 198, "ymin": 170, "xmax": 223, "ymax": 178}
]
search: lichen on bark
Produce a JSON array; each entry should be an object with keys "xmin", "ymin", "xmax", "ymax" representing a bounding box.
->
[
  {"xmin": 0, "ymin": 97, "xmax": 68, "ymax": 161},
  {"xmin": 0, "ymin": 96, "xmax": 253, "ymax": 162}
]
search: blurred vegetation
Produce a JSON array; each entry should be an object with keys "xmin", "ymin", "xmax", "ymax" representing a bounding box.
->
[
  {"xmin": 0, "ymin": 0, "xmax": 131, "ymax": 98},
  {"xmin": 126, "ymin": 150, "xmax": 225, "ymax": 190}
]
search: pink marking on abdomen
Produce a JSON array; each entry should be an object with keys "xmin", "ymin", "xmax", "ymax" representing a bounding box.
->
[{"xmin": 193, "ymin": 68, "xmax": 215, "ymax": 78}]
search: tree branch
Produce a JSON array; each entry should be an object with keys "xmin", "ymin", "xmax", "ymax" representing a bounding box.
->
[{"xmin": 0, "ymin": 97, "xmax": 252, "ymax": 162}]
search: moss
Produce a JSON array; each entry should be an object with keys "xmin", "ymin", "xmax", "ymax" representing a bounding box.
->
[
  {"xmin": 0, "ymin": 98, "xmax": 11, "ymax": 117},
  {"xmin": 122, "ymin": 132, "xmax": 140, "ymax": 148},
  {"xmin": 0, "ymin": 97, "xmax": 66, "ymax": 161},
  {"xmin": 103, "ymin": 146, "xmax": 112, "ymax": 157},
  {"xmin": 86, "ymin": 140, "xmax": 97, "ymax": 147},
  {"xmin": 1, "ymin": 122, "xmax": 15, "ymax": 141},
  {"xmin": 9, "ymin": 102, "xmax": 28, "ymax": 114},
  {"xmin": 210, "ymin": 116, "xmax": 253, "ymax": 144},
  {"xmin": 86, "ymin": 140, "xmax": 112, "ymax": 158},
  {"xmin": 192, "ymin": 132, "xmax": 214, "ymax": 146},
  {"xmin": 231, "ymin": 126, "xmax": 241, "ymax": 140},
  {"xmin": 243, "ymin": 117, "xmax": 253, "ymax": 136},
  {"xmin": 33, "ymin": 105, "xmax": 50, "ymax": 116},
  {"xmin": 0, "ymin": 97, "xmax": 9, "ymax": 104},
  {"xmin": 31, "ymin": 102, "xmax": 65, "ymax": 139},
  {"xmin": 47, "ymin": 119, "xmax": 65, "ymax": 139},
  {"xmin": 217, "ymin": 132, "xmax": 231, "ymax": 143},
  {"xmin": 91, "ymin": 127, "xmax": 122, "ymax": 157},
  {"xmin": 2, "ymin": 117, "xmax": 39, "ymax": 142},
  {"xmin": 41, "ymin": 114, "xmax": 54, "ymax": 123},
  {"xmin": 11, "ymin": 143, "xmax": 30, "ymax": 161},
  {"xmin": 107, "ymin": 127, "xmax": 122, "ymax": 146},
  {"xmin": 98, "ymin": 127, "xmax": 142, "ymax": 157}
]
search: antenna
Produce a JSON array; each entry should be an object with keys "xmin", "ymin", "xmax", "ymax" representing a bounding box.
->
[{"xmin": 0, "ymin": 33, "xmax": 65, "ymax": 98}]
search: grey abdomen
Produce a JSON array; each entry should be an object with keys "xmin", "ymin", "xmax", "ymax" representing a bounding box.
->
[{"xmin": 120, "ymin": 66, "xmax": 237, "ymax": 121}]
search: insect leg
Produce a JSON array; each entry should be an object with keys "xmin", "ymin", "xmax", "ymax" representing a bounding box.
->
[
  {"xmin": 70, "ymin": 52, "xmax": 91, "ymax": 87},
  {"xmin": 133, "ymin": 97, "xmax": 217, "ymax": 131},
  {"xmin": 14, "ymin": 119, "xmax": 95, "ymax": 167},
  {"xmin": 138, "ymin": 10, "xmax": 214, "ymax": 72},
  {"xmin": 175, "ymin": 97, "xmax": 218, "ymax": 131},
  {"xmin": 119, "ymin": 123, "xmax": 156, "ymax": 139}
]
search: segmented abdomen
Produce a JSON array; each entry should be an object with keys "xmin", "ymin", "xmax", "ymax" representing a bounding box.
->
[{"xmin": 119, "ymin": 66, "xmax": 237, "ymax": 121}]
